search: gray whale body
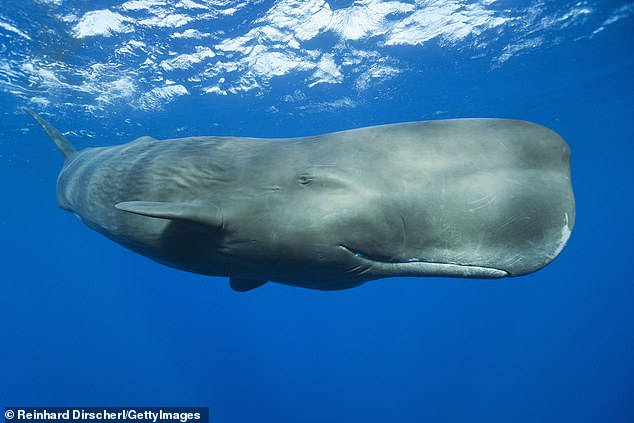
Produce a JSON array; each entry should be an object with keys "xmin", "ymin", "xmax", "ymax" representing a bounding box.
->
[{"xmin": 27, "ymin": 109, "xmax": 575, "ymax": 291}]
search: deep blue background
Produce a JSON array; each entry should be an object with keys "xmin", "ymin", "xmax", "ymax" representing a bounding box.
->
[{"xmin": 1, "ymin": 2, "xmax": 633, "ymax": 422}]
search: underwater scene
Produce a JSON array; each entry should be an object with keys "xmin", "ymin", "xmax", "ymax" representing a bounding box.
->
[{"xmin": 1, "ymin": 0, "xmax": 633, "ymax": 421}]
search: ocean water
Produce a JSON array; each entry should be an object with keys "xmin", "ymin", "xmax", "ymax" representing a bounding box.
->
[{"xmin": 1, "ymin": 1, "xmax": 633, "ymax": 422}]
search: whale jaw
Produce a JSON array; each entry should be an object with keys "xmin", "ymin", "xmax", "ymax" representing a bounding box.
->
[{"xmin": 340, "ymin": 245, "xmax": 508, "ymax": 279}]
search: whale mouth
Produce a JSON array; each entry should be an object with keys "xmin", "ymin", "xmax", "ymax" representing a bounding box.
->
[
  {"xmin": 341, "ymin": 245, "xmax": 434, "ymax": 263},
  {"xmin": 339, "ymin": 245, "xmax": 508, "ymax": 278}
]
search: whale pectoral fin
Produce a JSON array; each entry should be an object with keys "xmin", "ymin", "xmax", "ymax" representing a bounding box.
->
[
  {"xmin": 115, "ymin": 201, "xmax": 222, "ymax": 229},
  {"xmin": 230, "ymin": 277, "xmax": 267, "ymax": 292}
]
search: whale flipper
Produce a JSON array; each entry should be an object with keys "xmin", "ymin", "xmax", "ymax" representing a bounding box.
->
[
  {"xmin": 24, "ymin": 108, "xmax": 77, "ymax": 159},
  {"xmin": 115, "ymin": 201, "xmax": 223, "ymax": 229},
  {"xmin": 230, "ymin": 278, "xmax": 267, "ymax": 292}
]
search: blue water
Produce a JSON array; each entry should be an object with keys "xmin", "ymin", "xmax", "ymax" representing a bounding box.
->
[{"xmin": 1, "ymin": 1, "xmax": 633, "ymax": 422}]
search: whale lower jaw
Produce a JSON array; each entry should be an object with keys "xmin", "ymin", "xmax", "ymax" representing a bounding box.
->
[{"xmin": 340, "ymin": 245, "xmax": 508, "ymax": 279}]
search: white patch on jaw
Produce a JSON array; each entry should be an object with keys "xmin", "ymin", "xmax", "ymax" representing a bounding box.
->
[{"xmin": 551, "ymin": 213, "xmax": 572, "ymax": 258}]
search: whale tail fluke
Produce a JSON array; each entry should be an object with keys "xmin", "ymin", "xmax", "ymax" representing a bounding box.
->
[{"xmin": 24, "ymin": 108, "xmax": 77, "ymax": 159}]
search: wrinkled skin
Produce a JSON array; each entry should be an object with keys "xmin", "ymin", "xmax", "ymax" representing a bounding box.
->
[{"xmin": 29, "ymin": 111, "xmax": 575, "ymax": 291}]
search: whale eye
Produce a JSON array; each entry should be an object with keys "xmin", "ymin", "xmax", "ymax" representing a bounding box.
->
[{"xmin": 298, "ymin": 173, "xmax": 313, "ymax": 185}]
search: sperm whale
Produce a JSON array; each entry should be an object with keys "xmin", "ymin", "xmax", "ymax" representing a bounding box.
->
[{"xmin": 26, "ymin": 109, "xmax": 575, "ymax": 291}]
